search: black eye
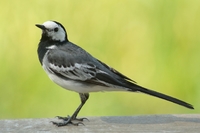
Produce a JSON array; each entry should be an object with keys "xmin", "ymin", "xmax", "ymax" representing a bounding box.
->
[{"xmin": 54, "ymin": 27, "xmax": 59, "ymax": 32}]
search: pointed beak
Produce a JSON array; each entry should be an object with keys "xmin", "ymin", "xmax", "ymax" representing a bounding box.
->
[{"xmin": 35, "ymin": 24, "xmax": 46, "ymax": 30}]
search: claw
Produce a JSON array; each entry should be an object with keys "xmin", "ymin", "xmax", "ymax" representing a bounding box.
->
[
  {"xmin": 51, "ymin": 115, "xmax": 87, "ymax": 126},
  {"xmin": 75, "ymin": 117, "xmax": 89, "ymax": 122},
  {"xmin": 51, "ymin": 120, "xmax": 83, "ymax": 127}
]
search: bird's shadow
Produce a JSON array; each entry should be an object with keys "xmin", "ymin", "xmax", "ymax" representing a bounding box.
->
[{"xmin": 100, "ymin": 115, "xmax": 200, "ymax": 124}]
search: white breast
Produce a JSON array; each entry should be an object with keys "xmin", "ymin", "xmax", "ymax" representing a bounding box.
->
[
  {"xmin": 41, "ymin": 50, "xmax": 127, "ymax": 93},
  {"xmin": 43, "ymin": 64, "xmax": 125, "ymax": 93}
]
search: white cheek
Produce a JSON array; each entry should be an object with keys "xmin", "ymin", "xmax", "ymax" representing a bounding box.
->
[{"xmin": 52, "ymin": 32, "xmax": 65, "ymax": 42}]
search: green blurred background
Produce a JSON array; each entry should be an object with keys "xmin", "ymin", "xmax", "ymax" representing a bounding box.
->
[{"xmin": 0, "ymin": 0, "xmax": 199, "ymax": 119}]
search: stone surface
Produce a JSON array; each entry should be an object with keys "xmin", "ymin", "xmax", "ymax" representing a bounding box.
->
[{"xmin": 0, "ymin": 114, "xmax": 200, "ymax": 133}]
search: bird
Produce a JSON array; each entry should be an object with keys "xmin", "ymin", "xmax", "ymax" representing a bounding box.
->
[{"xmin": 35, "ymin": 20, "xmax": 194, "ymax": 126}]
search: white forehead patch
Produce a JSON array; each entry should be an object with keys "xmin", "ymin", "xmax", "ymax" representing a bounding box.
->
[
  {"xmin": 42, "ymin": 21, "xmax": 66, "ymax": 42},
  {"xmin": 43, "ymin": 21, "xmax": 58, "ymax": 29}
]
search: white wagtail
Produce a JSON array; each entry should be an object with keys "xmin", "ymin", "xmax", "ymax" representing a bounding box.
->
[{"xmin": 36, "ymin": 20, "xmax": 194, "ymax": 126}]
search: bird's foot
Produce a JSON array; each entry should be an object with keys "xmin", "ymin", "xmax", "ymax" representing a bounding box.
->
[
  {"xmin": 56, "ymin": 115, "xmax": 89, "ymax": 121},
  {"xmin": 51, "ymin": 120, "xmax": 82, "ymax": 126},
  {"xmin": 51, "ymin": 115, "xmax": 88, "ymax": 126}
]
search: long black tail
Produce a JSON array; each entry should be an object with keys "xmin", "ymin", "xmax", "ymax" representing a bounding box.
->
[{"xmin": 130, "ymin": 85, "xmax": 194, "ymax": 109}]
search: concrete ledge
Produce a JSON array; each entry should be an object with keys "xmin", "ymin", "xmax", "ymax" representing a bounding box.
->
[{"xmin": 0, "ymin": 114, "xmax": 200, "ymax": 133}]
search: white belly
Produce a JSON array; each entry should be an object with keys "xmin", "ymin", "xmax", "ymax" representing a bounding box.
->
[
  {"xmin": 48, "ymin": 72, "xmax": 125, "ymax": 93},
  {"xmin": 43, "ymin": 65, "xmax": 125, "ymax": 93}
]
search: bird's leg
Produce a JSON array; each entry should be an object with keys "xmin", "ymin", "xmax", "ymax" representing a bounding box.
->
[{"xmin": 52, "ymin": 93, "xmax": 89, "ymax": 126}]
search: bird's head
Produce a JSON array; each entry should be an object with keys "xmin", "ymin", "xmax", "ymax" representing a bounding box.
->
[{"xmin": 36, "ymin": 21, "xmax": 68, "ymax": 42}]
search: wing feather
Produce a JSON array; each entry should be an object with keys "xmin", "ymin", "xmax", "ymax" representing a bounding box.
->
[
  {"xmin": 49, "ymin": 62, "xmax": 97, "ymax": 80},
  {"xmin": 45, "ymin": 48, "xmax": 135, "ymax": 89}
]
